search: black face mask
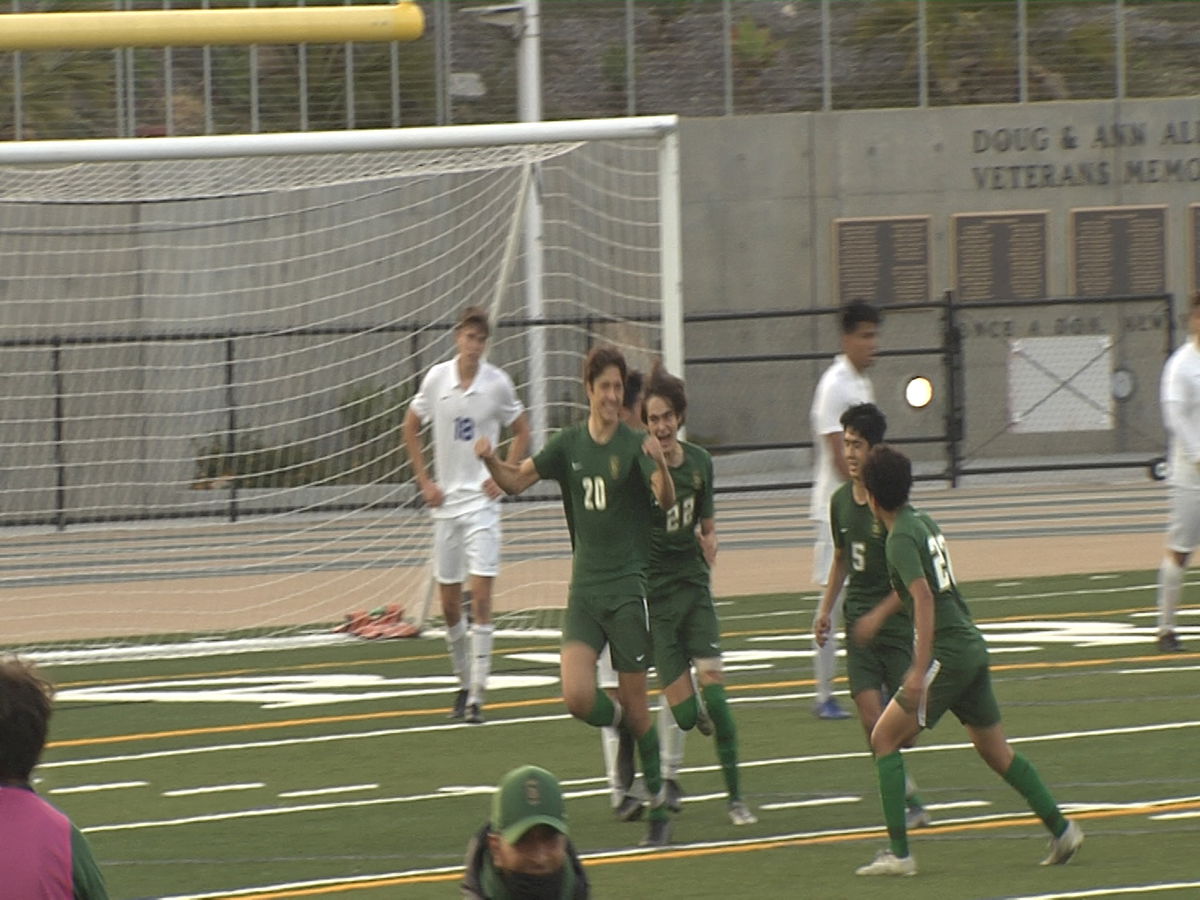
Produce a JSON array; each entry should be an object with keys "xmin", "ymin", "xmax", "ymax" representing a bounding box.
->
[{"xmin": 496, "ymin": 866, "xmax": 567, "ymax": 900}]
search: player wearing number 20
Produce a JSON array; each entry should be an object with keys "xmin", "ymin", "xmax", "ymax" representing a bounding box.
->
[
  {"xmin": 476, "ymin": 345, "xmax": 677, "ymax": 848},
  {"xmin": 853, "ymin": 444, "xmax": 1082, "ymax": 877}
]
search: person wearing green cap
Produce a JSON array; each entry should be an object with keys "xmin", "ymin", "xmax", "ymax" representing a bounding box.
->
[{"xmin": 463, "ymin": 765, "xmax": 590, "ymax": 900}]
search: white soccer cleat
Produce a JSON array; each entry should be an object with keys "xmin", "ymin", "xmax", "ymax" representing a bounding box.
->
[
  {"xmin": 728, "ymin": 800, "xmax": 758, "ymax": 826},
  {"xmin": 1040, "ymin": 819, "xmax": 1084, "ymax": 866},
  {"xmin": 855, "ymin": 849, "xmax": 917, "ymax": 877},
  {"xmin": 905, "ymin": 804, "xmax": 932, "ymax": 829}
]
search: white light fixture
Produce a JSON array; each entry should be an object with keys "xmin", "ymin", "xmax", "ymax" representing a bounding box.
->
[{"xmin": 905, "ymin": 375, "xmax": 934, "ymax": 409}]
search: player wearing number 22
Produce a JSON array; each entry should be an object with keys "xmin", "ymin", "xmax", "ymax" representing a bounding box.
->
[
  {"xmin": 477, "ymin": 345, "xmax": 677, "ymax": 847},
  {"xmin": 641, "ymin": 364, "xmax": 756, "ymax": 828},
  {"xmin": 854, "ymin": 444, "xmax": 1083, "ymax": 877}
]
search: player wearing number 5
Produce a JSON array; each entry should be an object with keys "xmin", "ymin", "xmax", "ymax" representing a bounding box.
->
[
  {"xmin": 403, "ymin": 306, "xmax": 530, "ymax": 725},
  {"xmin": 476, "ymin": 345, "xmax": 677, "ymax": 847},
  {"xmin": 854, "ymin": 445, "xmax": 1082, "ymax": 877}
]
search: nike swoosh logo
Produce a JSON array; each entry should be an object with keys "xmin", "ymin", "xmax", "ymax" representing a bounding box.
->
[{"xmin": 635, "ymin": 654, "xmax": 645, "ymax": 662}]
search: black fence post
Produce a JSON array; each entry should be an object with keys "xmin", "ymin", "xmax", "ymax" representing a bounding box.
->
[{"xmin": 942, "ymin": 290, "xmax": 963, "ymax": 488}]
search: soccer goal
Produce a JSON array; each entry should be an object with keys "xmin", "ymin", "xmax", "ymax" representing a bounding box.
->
[{"xmin": 0, "ymin": 116, "xmax": 682, "ymax": 656}]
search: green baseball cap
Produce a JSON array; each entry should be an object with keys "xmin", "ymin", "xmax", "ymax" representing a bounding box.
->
[{"xmin": 491, "ymin": 765, "xmax": 569, "ymax": 844}]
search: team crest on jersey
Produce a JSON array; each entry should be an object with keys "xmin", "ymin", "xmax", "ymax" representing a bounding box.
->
[
  {"xmin": 871, "ymin": 519, "xmax": 883, "ymax": 537},
  {"xmin": 692, "ymin": 471, "xmax": 703, "ymax": 491},
  {"xmin": 610, "ymin": 455, "xmax": 621, "ymax": 479}
]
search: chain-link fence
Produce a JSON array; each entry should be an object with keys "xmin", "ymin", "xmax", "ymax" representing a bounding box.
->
[{"xmin": 1, "ymin": 0, "xmax": 1198, "ymax": 139}]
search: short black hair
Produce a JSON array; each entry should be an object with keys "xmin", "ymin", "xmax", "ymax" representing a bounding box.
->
[
  {"xmin": 642, "ymin": 361, "xmax": 687, "ymax": 424},
  {"xmin": 861, "ymin": 444, "xmax": 912, "ymax": 512},
  {"xmin": 841, "ymin": 300, "xmax": 882, "ymax": 335},
  {"xmin": 623, "ymin": 369, "xmax": 645, "ymax": 412},
  {"xmin": 840, "ymin": 402, "xmax": 887, "ymax": 447}
]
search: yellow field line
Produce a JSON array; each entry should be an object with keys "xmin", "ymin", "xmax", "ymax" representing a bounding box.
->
[
  {"xmin": 195, "ymin": 799, "xmax": 1200, "ymax": 898},
  {"xmin": 46, "ymin": 649, "xmax": 1199, "ymax": 750}
]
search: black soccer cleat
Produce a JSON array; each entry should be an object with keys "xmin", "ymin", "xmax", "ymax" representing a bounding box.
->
[
  {"xmin": 448, "ymin": 688, "xmax": 468, "ymax": 719},
  {"xmin": 639, "ymin": 817, "xmax": 672, "ymax": 847},
  {"xmin": 465, "ymin": 702, "xmax": 485, "ymax": 724},
  {"xmin": 614, "ymin": 794, "xmax": 647, "ymax": 822}
]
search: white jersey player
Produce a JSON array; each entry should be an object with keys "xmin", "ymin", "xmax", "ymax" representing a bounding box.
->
[
  {"xmin": 1155, "ymin": 291, "xmax": 1200, "ymax": 653},
  {"xmin": 403, "ymin": 306, "xmax": 531, "ymax": 722},
  {"xmin": 808, "ymin": 300, "xmax": 880, "ymax": 719}
]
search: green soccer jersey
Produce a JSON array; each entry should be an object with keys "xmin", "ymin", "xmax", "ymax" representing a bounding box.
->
[
  {"xmin": 884, "ymin": 505, "xmax": 986, "ymax": 664},
  {"xmin": 828, "ymin": 481, "xmax": 911, "ymax": 645},
  {"xmin": 648, "ymin": 441, "xmax": 715, "ymax": 597},
  {"xmin": 533, "ymin": 421, "xmax": 659, "ymax": 596}
]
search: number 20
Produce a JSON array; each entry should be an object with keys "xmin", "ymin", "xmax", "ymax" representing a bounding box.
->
[{"xmin": 583, "ymin": 476, "xmax": 607, "ymax": 511}]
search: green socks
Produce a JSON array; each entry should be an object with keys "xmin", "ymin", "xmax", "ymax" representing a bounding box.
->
[
  {"xmin": 1003, "ymin": 752, "xmax": 1068, "ymax": 836},
  {"xmin": 669, "ymin": 695, "xmax": 699, "ymax": 731},
  {"xmin": 701, "ymin": 682, "xmax": 742, "ymax": 800},
  {"xmin": 583, "ymin": 688, "xmax": 617, "ymax": 727},
  {"xmin": 876, "ymin": 750, "xmax": 910, "ymax": 858},
  {"xmin": 637, "ymin": 723, "xmax": 665, "ymax": 816}
]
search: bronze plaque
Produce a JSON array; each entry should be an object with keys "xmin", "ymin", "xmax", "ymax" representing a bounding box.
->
[
  {"xmin": 953, "ymin": 211, "xmax": 1047, "ymax": 303},
  {"xmin": 1071, "ymin": 206, "xmax": 1166, "ymax": 297},
  {"xmin": 834, "ymin": 216, "xmax": 930, "ymax": 306}
]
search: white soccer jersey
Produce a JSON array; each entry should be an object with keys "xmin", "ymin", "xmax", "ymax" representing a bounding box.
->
[
  {"xmin": 809, "ymin": 354, "xmax": 874, "ymax": 521},
  {"xmin": 408, "ymin": 358, "xmax": 525, "ymax": 519},
  {"xmin": 1161, "ymin": 340, "xmax": 1200, "ymax": 490}
]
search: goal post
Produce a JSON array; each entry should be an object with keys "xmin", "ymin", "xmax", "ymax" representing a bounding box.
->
[{"xmin": 0, "ymin": 115, "xmax": 683, "ymax": 654}]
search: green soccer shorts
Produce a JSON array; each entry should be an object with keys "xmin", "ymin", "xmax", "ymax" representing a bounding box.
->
[
  {"xmin": 564, "ymin": 591, "xmax": 652, "ymax": 672},
  {"xmin": 846, "ymin": 634, "xmax": 912, "ymax": 700},
  {"xmin": 899, "ymin": 647, "xmax": 1001, "ymax": 730},
  {"xmin": 647, "ymin": 583, "xmax": 721, "ymax": 687}
]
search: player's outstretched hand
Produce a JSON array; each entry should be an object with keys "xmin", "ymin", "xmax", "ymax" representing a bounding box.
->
[{"xmin": 482, "ymin": 478, "xmax": 504, "ymax": 500}]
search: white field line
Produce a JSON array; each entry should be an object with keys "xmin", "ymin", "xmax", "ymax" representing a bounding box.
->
[
  {"xmin": 995, "ymin": 883, "xmax": 1200, "ymax": 899},
  {"xmin": 70, "ymin": 716, "xmax": 1200, "ymax": 835},
  {"xmin": 148, "ymin": 810, "xmax": 1200, "ymax": 900},
  {"xmin": 48, "ymin": 780, "xmax": 148, "ymax": 795}
]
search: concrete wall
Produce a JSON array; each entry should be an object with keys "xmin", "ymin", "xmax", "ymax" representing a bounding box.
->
[{"xmin": 679, "ymin": 96, "xmax": 1194, "ymax": 465}]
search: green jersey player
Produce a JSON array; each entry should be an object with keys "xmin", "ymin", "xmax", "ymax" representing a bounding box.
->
[
  {"xmin": 477, "ymin": 345, "xmax": 676, "ymax": 847},
  {"xmin": 854, "ymin": 444, "xmax": 1083, "ymax": 877},
  {"xmin": 642, "ymin": 364, "xmax": 756, "ymax": 827},
  {"xmin": 813, "ymin": 403, "xmax": 928, "ymax": 829}
]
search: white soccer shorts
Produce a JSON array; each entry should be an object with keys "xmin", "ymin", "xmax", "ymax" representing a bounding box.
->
[
  {"xmin": 596, "ymin": 644, "xmax": 619, "ymax": 689},
  {"xmin": 432, "ymin": 504, "xmax": 501, "ymax": 584},
  {"xmin": 1166, "ymin": 486, "xmax": 1200, "ymax": 554},
  {"xmin": 811, "ymin": 528, "xmax": 835, "ymax": 586}
]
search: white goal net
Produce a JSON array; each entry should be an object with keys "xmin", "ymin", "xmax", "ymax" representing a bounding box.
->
[{"xmin": 0, "ymin": 117, "xmax": 682, "ymax": 655}]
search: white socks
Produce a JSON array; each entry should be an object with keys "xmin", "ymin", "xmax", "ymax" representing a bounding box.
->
[
  {"xmin": 601, "ymin": 726, "xmax": 621, "ymax": 806},
  {"xmin": 1157, "ymin": 557, "xmax": 1183, "ymax": 634},
  {"xmin": 446, "ymin": 618, "xmax": 469, "ymax": 689},
  {"xmin": 813, "ymin": 587, "xmax": 844, "ymax": 702},
  {"xmin": 658, "ymin": 702, "xmax": 686, "ymax": 779},
  {"xmin": 469, "ymin": 623, "xmax": 494, "ymax": 705}
]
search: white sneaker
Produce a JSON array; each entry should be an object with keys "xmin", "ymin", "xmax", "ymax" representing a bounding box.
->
[
  {"xmin": 728, "ymin": 800, "xmax": 758, "ymax": 826},
  {"xmin": 856, "ymin": 849, "xmax": 917, "ymax": 877},
  {"xmin": 1040, "ymin": 820, "xmax": 1083, "ymax": 866}
]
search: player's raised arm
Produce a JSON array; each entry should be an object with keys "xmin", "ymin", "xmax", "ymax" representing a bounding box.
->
[
  {"xmin": 642, "ymin": 432, "xmax": 675, "ymax": 510},
  {"xmin": 476, "ymin": 436, "xmax": 540, "ymax": 495}
]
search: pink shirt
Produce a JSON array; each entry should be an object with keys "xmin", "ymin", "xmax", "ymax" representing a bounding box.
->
[{"xmin": 0, "ymin": 785, "xmax": 74, "ymax": 899}]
